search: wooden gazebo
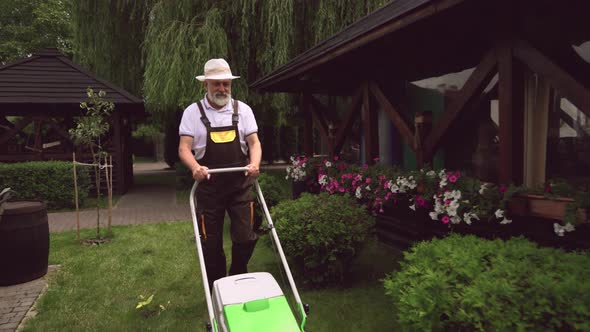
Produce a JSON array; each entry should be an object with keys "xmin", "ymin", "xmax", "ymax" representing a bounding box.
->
[
  {"xmin": 252, "ymin": 0, "xmax": 590, "ymax": 187},
  {"xmin": 0, "ymin": 48, "xmax": 144, "ymax": 194}
]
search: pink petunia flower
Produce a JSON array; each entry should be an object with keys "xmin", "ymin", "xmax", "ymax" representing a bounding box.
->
[{"xmin": 442, "ymin": 216, "xmax": 450, "ymax": 224}]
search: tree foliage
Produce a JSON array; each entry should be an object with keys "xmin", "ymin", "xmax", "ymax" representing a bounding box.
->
[
  {"xmin": 70, "ymin": 0, "xmax": 153, "ymax": 96},
  {"xmin": 0, "ymin": 0, "xmax": 72, "ymax": 65},
  {"xmin": 70, "ymin": 0, "xmax": 391, "ymax": 127}
]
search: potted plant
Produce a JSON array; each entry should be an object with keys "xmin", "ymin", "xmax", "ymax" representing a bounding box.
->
[{"xmin": 509, "ymin": 179, "xmax": 589, "ymax": 236}]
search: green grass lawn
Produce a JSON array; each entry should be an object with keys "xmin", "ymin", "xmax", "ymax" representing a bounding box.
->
[{"xmin": 23, "ymin": 222, "xmax": 401, "ymax": 331}]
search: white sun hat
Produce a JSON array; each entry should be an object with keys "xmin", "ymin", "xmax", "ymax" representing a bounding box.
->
[{"xmin": 195, "ymin": 58, "xmax": 240, "ymax": 81}]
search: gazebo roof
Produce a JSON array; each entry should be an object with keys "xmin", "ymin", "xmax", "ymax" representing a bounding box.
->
[
  {"xmin": 0, "ymin": 48, "xmax": 143, "ymax": 113},
  {"xmin": 251, "ymin": 0, "xmax": 590, "ymax": 95}
]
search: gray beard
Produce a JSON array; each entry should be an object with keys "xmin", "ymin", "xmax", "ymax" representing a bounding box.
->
[{"xmin": 208, "ymin": 92, "xmax": 231, "ymax": 107}]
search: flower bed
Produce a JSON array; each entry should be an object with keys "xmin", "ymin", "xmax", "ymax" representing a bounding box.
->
[{"xmin": 285, "ymin": 155, "xmax": 589, "ymax": 239}]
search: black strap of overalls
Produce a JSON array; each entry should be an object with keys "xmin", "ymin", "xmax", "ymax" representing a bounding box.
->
[
  {"xmin": 232, "ymin": 100, "xmax": 239, "ymax": 125},
  {"xmin": 197, "ymin": 101, "xmax": 210, "ymax": 128},
  {"xmin": 197, "ymin": 100, "xmax": 239, "ymax": 127}
]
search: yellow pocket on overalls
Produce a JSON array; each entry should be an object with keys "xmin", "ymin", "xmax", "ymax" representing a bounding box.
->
[{"xmin": 209, "ymin": 130, "xmax": 236, "ymax": 143}]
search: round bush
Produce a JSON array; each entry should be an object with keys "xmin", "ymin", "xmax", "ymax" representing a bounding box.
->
[
  {"xmin": 271, "ymin": 192, "xmax": 375, "ymax": 286},
  {"xmin": 383, "ymin": 234, "xmax": 590, "ymax": 331}
]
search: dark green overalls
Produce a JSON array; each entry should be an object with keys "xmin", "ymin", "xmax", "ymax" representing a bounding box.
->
[{"xmin": 196, "ymin": 100, "xmax": 258, "ymax": 290}]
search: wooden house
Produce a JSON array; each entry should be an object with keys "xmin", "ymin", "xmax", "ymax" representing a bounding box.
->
[{"xmin": 251, "ymin": 0, "xmax": 590, "ymax": 188}]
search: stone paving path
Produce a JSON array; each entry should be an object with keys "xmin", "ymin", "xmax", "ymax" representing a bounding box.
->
[
  {"xmin": 48, "ymin": 161, "xmax": 190, "ymax": 233},
  {"xmin": 0, "ymin": 161, "xmax": 287, "ymax": 331},
  {"xmin": 0, "ymin": 266, "xmax": 58, "ymax": 332}
]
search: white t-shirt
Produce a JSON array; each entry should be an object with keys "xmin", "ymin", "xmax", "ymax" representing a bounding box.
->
[{"xmin": 178, "ymin": 96, "xmax": 258, "ymax": 160}]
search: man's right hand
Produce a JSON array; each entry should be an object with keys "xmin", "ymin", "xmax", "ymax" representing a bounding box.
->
[{"xmin": 192, "ymin": 165, "xmax": 209, "ymax": 182}]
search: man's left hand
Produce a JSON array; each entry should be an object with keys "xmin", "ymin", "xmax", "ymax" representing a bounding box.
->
[{"xmin": 245, "ymin": 164, "xmax": 260, "ymax": 178}]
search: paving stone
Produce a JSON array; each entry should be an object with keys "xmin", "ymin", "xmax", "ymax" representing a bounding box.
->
[{"xmin": 0, "ymin": 322, "xmax": 18, "ymax": 330}]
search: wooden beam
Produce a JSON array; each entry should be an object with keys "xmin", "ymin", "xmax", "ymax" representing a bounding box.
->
[
  {"xmin": 362, "ymin": 81, "xmax": 379, "ymax": 165},
  {"xmin": 301, "ymin": 94, "xmax": 314, "ymax": 156},
  {"xmin": 369, "ymin": 81, "xmax": 415, "ymax": 150},
  {"xmin": 309, "ymin": 96, "xmax": 338, "ymax": 125},
  {"xmin": 333, "ymin": 86, "xmax": 364, "ymax": 155},
  {"xmin": 497, "ymin": 41, "xmax": 524, "ymax": 184},
  {"xmin": 513, "ymin": 39, "xmax": 590, "ymax": 119},
  {"xmin": 0, "ymin": 116, "xmax": 32, "ymax": 146},
  {"xmin": 308, "ymin": 100, "xmax": 334, "ymax": 153},
  {"xmin": 559, "ymin": 108, "xmax": 589, "ymax": 138},
  {"xmin": 0, "ymin": 116, "xmax": 14, "ymax": 129},
  {"xmin": 46, "ymin": 119, "xmax": 74, "ymax": 142},
  {"xmin": 423, "ymin": 48, "xmax": 498, "ymax": 160}
]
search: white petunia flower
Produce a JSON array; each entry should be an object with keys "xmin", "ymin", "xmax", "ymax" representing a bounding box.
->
[
  {"xmin": 494, "ymin": 209, "xmax": 504, "ymax": 219},
  {"xmin": 554, "ymin": 223, "xmax": 565, "ymax": 237},
  {"xmin": 451, "ymin": 216, "xmax": 462, "ymax": 224},
  {"xmin": 500, "ymin": 217, "xmax": 512, "ymax": 224},
  {"xmin": 463, "ymin": 213, "xmax": 473, "ymax": 225},
  {"xmin": 325, "ymin": 161, "xmax": 332, "ymax": 167},
  {"xmin": 429, "ymin": 212, "xmax": 438, "ymax": 220},
  {"xmin": 409, "ymin": 204, "xmax": 416, "ymax": 211},
  {"xmin": 564, "ymin": 223, "xmax": 575, "ymax": 232},
  {"xmin": 447, "ymin": 205, "xmax": 458, "ymax": 217},
  {"xmin": 355, "ymin": 186, "xmax": 362, "ymax": 199},
  {"xmin": 479, "ymin": 184, "xmax": 488, "ymax": 195}
]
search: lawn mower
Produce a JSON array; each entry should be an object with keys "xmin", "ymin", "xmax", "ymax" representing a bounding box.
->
[{"xmin": 189, "ymin": 166, "xmax": 308, "ymax": 332}]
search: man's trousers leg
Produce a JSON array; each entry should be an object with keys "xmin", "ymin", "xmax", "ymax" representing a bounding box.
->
[
  {"xmin": 227, "ymin": 179, "xmax": 258, "ymax": 276},
  {"xmin": 196, "ymin": 186, "xmax": 227, "ymax": 291}
]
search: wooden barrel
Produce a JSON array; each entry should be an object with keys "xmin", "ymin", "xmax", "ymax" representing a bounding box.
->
[{"xmin": 0, "ymin": 200, "xmax": 49, "ymax": 286}]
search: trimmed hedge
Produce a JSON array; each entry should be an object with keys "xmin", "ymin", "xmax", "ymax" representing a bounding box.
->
[
  {"xmin": 0, "ymin": 161, "xmax": 91, "ymax": 209},
  {"xmin": 271, "ymin": 193, "xmax": 375, "ymax": 286},
  {"xmin": 384, "ymin": 234, "xmax": 590, "ymax": 331}
]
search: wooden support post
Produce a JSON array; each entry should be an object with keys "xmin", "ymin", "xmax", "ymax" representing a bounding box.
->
[
  {"xmin": 302, "ymin": 94, "xmax": 314, "ymax": 156},
  {"xmin": 497, "ymin": 41, "xmax": 524, "ymax": 184},
  {"xmin": 414, "ymin": 112, "xmax": 433, "ymax": 168},
  {"xmin": 73, "ymin": 152, "xmax": 80, "ymax": 241},
  {"xmin": 112, "ymin": 112, "xmax": 122, "ymax": 194},
  {"xmin": 106, "ymin": 154, "xmax": 113, "ymax": 235},
  {"xmin": 362, "ymin": 81, "xmax": 379, "ymax": 165}
]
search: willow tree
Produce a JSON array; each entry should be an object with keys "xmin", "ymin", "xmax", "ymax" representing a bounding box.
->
[{"xmin": 70, "ymin": 0, "xmax": 153, "ymax": 96}]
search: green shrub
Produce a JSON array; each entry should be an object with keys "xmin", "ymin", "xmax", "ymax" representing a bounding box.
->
[
  {"xmin": 252, "ymin": 172, "xmax": 291, "ymax": 233},
  {"xmin": 271, "ymin": 193, "xmax": 375, "ymax": 286},
  {"xmin": 0, "ymin": 161, "xmax": 91, "ymax": 209},
  {"xmin": 254, "ymin": 172, "xmax": 290, "ymax": 208},
  {"xmin": 383, "ymin": 234, "xmax": 590, "ymax": 331}
]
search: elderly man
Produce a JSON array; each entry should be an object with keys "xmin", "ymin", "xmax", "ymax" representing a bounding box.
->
[{"xmin": 178, "ymin": 58, "xmax": 262, "ymax": 290}]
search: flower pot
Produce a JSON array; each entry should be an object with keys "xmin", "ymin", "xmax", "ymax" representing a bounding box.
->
[
  {"xmin": 0, "ymin": 200, "xmax": 49, "ymax": 286},
  {"xmin": 509, "ymin": 194, "xmax": 588, "ymax": 223}
]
